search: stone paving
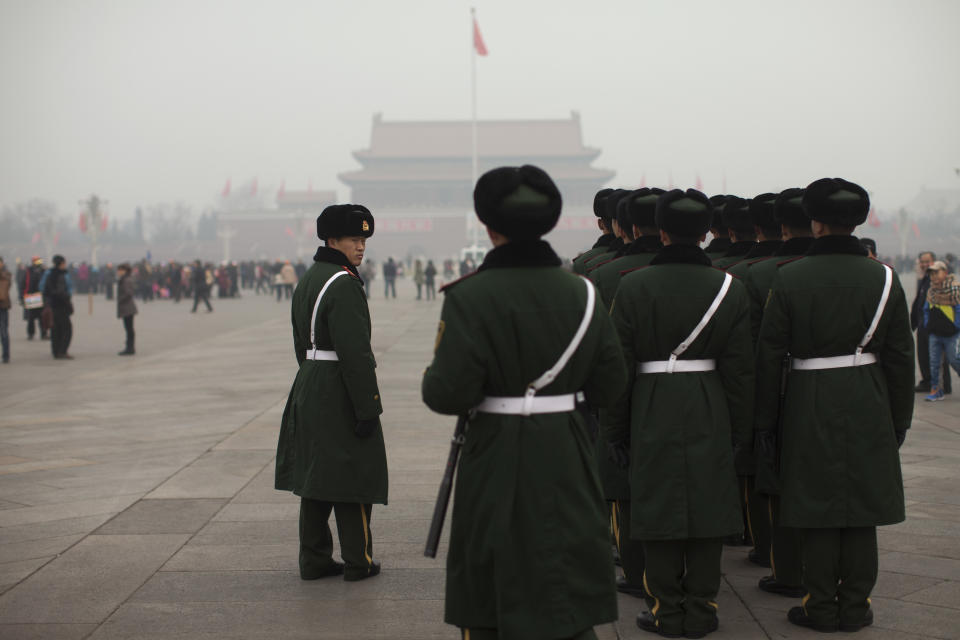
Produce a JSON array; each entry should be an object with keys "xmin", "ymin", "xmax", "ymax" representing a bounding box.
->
[{"xmin": 0, "ymin": 279, "xmax": 957, "ymax": 639}]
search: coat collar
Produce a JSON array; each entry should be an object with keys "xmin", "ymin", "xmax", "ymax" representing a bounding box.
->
[
  {"xmin": 805, "ymin": 235, "xmax": 869, "ymax": 257},
  {"xmin": 592, "ymin": 233, "xmax": 615, "ymax": 249},
  {"xmin": 743, "ymin": 240, "xmax": 782, "ymax": 259},
  {"xmin": 650, "ymin": 244, "xmax": 714, "ymax": 267},
  {"xmin": 722, "ymin": 240, "xmax": 756, "ymax": 258},
  {"xmin": 775, "ymin": 236, "xmax": 816, "ymax": 256},
  {"xmin": 313, "ymin": 246, "xmax": 361, "ymax": 279},
  {"xmin": 478, "ymin": 240, "xmax": 562, "ymax": 271},
  {"xmin": 704, "ymin": 237, "xmax": 731, "ymax": 254},
  {"xmin": 625, "ymin": 235, "xmax": 664, "ymax": 256}
]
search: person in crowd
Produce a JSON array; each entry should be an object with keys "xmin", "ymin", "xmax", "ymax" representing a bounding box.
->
[
  {"xmin": 860, "ymin": 238, "xmax": 878, "ymax": 259},
  {"xmin": 413, "ymin": 259, "xmax": 425, "ymax": 300},
  {"xmin": 116, "ymin": 263, "xmax": 137, "ymax": 356},
  {"xmin": 383, "ymin": 257, "xmax": 397, "ymax": 299},
  {"xmin": 41, "ymin": 255, "xmax": 74, "ymax": 360},
  {"xmin": 280, "ymin": 260, "xmax": 297, "ymax": 299},
  {"xmin": 424, "ymin": 259, "xmax": 437, "ymax": 300},
  {"xmin": 191, "ymin": 259, "xmax": 213, "ymax": 313},
  {"xmin": 0, "ymin": 256, "xmax": 11, "ymax": 363},
  {"xmin": 18, "ymin": 256, "xmax": 48, "ymax": 340},
  {"xmin": 912, "ymin": 251, "xmax": 950, "ymax": 394},
  {"xmin": 922, "ymin": 260, "xmax": 960, "ymax": 402}
]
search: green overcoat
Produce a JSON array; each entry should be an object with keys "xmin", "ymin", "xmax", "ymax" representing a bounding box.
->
[
  {"xmin": 588, "ymin": 236, "xmax": 662, "ymax": 500},
  {"xmin": 711, "ymin": 240, "xmax": 756, "ymax": 269},
  {"xmin": 572, "ymin": 234, "xmax": 615, "ymax": 275},
  {"xmin": 422, "ymin": 241, "xmax": 627, "ymax": 640},
  {"xmin": 742, "ymin": 237, "xmax": 815, "ymax": 342},
  {"xmin": 275, "ymin": 251, "xmax": 388, "ymax": 504},
  {"xmin": 754, "ymin": 236, "xmax": 913, "ymax": 528},
  {"xmin": 605, "ymin": 244, "xmax": 754, "ymax": 541}
]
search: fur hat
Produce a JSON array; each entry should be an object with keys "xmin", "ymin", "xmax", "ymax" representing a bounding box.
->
[
  {"xmin": 317, "ymin": 204, "xmax": 375, "ymax": 241},
  {"xmin": 593, "ymin": 188, "xmax": 614, "ymax": 218},
  {"xmin": 655, "ymin": 189, "xmax": 713, "ymax": 238},
  {"xmin": 474, "ymin": 165, "xmax": 562, "ymax": 239},
  {"xmin": 624, "ymin": 188, "xmax": 664, "ymax": 229},
  {"xmin": 774, "ymin": 188, "xmax": 808, "ymax": 228},
  {"xmin": 709, "ymin": 195, "xmax": 729, "ymax": 232},
  {"xmin": 749, "ymin": 193, "xmax": 779, "ymax": 232},
  {"xmin": 721, "ymin": 196, "xmax": 752, "ymax": 233},
  {"xmin": 802, "ymin": 178, "xmax": 870, "ymax": 226}
]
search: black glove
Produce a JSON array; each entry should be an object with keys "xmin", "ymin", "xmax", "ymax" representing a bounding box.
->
[
  {"xmin": 895, "ymin": 429, "xmax": 907, "ymax": 448},
  {"xmin": 606, "ymin": 439, "xmax": 630, "ymax": 470},
  {"xmin": 355, "ymin": 417, "xmax": 380, "ymax": 438},
  {"xmin": 754, "ymin": 430, "xmax": 778, "ymax": 465}
]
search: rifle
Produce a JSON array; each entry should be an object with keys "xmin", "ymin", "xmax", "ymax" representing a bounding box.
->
[{"xmin": 424, "ymin": 413, "xmax": 468, "ymax": 558}]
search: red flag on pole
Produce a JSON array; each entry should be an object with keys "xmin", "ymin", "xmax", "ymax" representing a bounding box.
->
[
  {"xmin": 695, "ymin": 173, "xmax": 703, "ymax": 190},
  {"xmin": 473, "ymin": 16, "xmax": 488, "ymax": 56},
  {"xmin": 222, "ymin": 179, "xmax": 231, "ymax": 197},
  {"xmin": 867, "ymin": 207, "xmax": 881, "ymax": 227},
  {"xmin": 79, "ymin": 213, "xmax": 87, "ymax": 233},
  {"xmin": 277, "ymin": 180, "xmax": 286, "ymax": 199},
  {"xmin": 912, "ymin": 222, "xmax": 921, "ymax": 239},
  {"xmin": 100, "ymin": 214, "xmax": 109, "ymax": 232},
  {"xmin": 251, "ymin": 178, "xmax": 258, "ymax": 196},
  {"xmin": 639, "ymin": 174, "xmax": 646, "ymax": 188}
]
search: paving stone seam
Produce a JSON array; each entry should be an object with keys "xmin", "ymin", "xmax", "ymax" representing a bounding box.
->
[
  {"xmin": 719, "ymin": 573, "xmax": 775, "ymax": 640},
  {"xmin": 0, "ymin": 316, "xmax": 288, "ymax": 412}
]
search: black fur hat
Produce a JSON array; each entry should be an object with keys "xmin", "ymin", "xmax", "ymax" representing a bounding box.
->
[
  {"xmin": 721, "ymin": 196, "xmax": 752, "ymax": 233},
  {"xmin": 749, "ymin": 193, "xmax": 779, "ymax": 232},
  {"xmin": 624, "ymin": 188, "xmax": 664, "ymax": 229},
  {"xmin": 474, "ymin": 165, "xmax": 562, "ymax": 239},
  {"xmin": 709, "ymin": 195, "xmax": 729, "ymax": 232},
  {"xmin": 655, "ymin": 189, "xmax": 713, "ymax": 238},
  {"xmin": 317, "ymin": 204, "xmax": 374, "ymax": 241},
  {"xmin": 774, "ymin": 188, "xmax": 808, "ymax": 228},
  {"xmin": 593, "ymin": 188, "xmax": 614, "ymax": 218},
  {"xmin": 603, "ymin": 189, "xmax": 631, "ymax": 222},
  {"xmin": 802, "ymin": 178, "xmax": 870, "ymax": 226}
]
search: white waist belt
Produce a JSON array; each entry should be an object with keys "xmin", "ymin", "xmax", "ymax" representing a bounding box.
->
[
  {"xmin": 638, "ymin": 359, "xmax": 716, "ymax": 374},
  {"xmin": 305, "ymin": 349, "xmax": 338, "ymax": 361},
  {"xmin": 791, "ymin": 353, "xmax": 877, "ymax": 370},
  {"xmin": 475, "ymin": 393, "xmax": 577, "ymax": 415}
]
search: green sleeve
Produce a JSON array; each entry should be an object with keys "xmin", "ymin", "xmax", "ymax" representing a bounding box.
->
[
  {"xmin": 421, "ymin": 291, "xmax": 487, "ymax": 415},
  {"xmin": 754, "ymin": 277, "xmax": 791, "ymax": 435},
  {"xmin": 879, "ymin": 277, "xmax": 916, "ymax": 432},
  {"xmin": 744, "ymin": 270, "xmax": 764, "ymax": 345},
  {"xmin": 602, "ymin": 292, "xmax": 636, "ymax": 444},
  {"xmin": 328, "ymin": 278, "xmax": 383, "ymax": 421},
  {"xmin": 718, "ymin": 285, "xmax": 756, "ymax": 454},
  {"xmin": 292, "ymin": 294, "xmax": 306, "ymax": 367},
  {"xmin": 581, "ymin": 298, "xmax": 628, "ymax": 409}
]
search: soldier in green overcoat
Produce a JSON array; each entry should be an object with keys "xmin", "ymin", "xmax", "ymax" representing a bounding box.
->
[
  {"xmin": 711, "ymin": 196, "xmax": 756, "ymax": 270},
  {"xmin": 742, "ymin": 188, "xmax": 815, "ymax": 600},
  {"xmin": 582, "ymin": 190, "xmax": 631, "ymax": 273},
  {"xmin": 703, "ymin": 196, "xmax": 731, "ymax": 261},
  {"xmin": 422, "ymin": 165, "xmax": 628, "ymax": 640},
  {"xmin": 590, "ymin": 188, "xmax": 664, "ymax": 596},
  {"xmin": 606, "ymin": 189, "xmax": 754, "ymax": 638},
  {"xmin": 725, "ymin": 193, "xmax": 782, "ymax": 279},
  {"xmin": 573, "ymin": 189, "xmax": 616, "ymax": 274},
  {"xmin": 754, "ymin": 178, "xmax": 914, "ymax": 632},
  {"xmin": 275, "ymin": 204, "xmax": 387, "ymax": 582}
]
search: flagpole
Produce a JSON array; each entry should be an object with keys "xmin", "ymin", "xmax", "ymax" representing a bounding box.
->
[{"xmin": 470, "ymin": 6, "xmax": 478, "ymax": 248}]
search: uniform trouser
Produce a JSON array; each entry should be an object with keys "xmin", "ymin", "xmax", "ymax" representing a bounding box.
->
[
  {"xmin": 642, "ymin": 538, "xmax": 722, "ymax": 636},
  {"xmin": 800, "ymin": 527, "xmax": 877, "ymax": 627},
  {"xmin": 51, "ymin": 309, "xmax": 72, "ymax": 357},
  {"xmin": 767, "ymin": 495, "xmax": 802, "ymax": 586},
  {"xmin": 299, "ymin": 498, "xmax": 375, "ymax": 579},
  {"xmin": 122, "ymin": 315, "xmax": 135, "ymax": 351},
  {"xmin": 742, "ymin": 475, "xmax": 770, "ymax": 560},
  {"xmin": 460, "ymin": 627, "xmax": 598, "ymax": 640},
  {"xmin": 613, "ymin": 500, "xmax": 645, "ymax": 585}
]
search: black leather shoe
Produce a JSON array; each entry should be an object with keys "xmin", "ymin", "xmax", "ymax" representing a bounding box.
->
[
  {"xmin": 636, "ymin": 612, "xmax": 682, "ymax": 638},
  {"xmin": 788, "ymin": 606, "xmax": 838, "ymax": 632},
  {"xmin": 747, "ymin": 549, "xmax": 771, "ymax": 568},
  {"xmin": 344, "ymin": 561, "xmax": 380, "ymax": 582},
  {"xmin": 758, "ymin": 575, "xmax": 805, "ymax": 597},
  {"xmin": 300, "ymin": 560, "xmax": 344, "ymax": 580},
  {"xmin": 616, "ymin": 576, "xmax": 645, "ymax": 597},
  {"xmin": 684, "ymin": 616, "xmax": 719, "ymax": 638},
  {"xmin": 839, "ymin": 609, "xmax": 873, "ymax": 632},
  {"xmin": 118, "ymin": 350, "xmax": 135, "ymax": 356}
]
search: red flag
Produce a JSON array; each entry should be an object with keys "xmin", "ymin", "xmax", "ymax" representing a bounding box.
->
[
  {"xmin": 79, "ymin": 213, "xmax": 87, "ymax": 233},
  {"xmin": 277, "ymin": 180, "xmax": 286, "ymax": 199},
  {"xmin": 100, "ymin": 214, "xmax": 109, "ymax": 232},
  {"xmin": 867, "ymin": 207, "xmax": 881, "ymax": 227},
  {"xmin": 251, "ymin": 177, "xmax": 258, "ymax": 196},
  {"xmin": 639, "ymin": 174, "xmax": 646, "ymax": 188},
  {"xmin": 473, "ymin": 16, "xmax": 488, "ymax": 56},
  {"xmin": 32, "ymin": 231, "xmax": 41, "ymax": 244},
  {"xmin": 222, "ymin": 179, "xmax": 231, "ymax": 197},
  {"xmin": 695, "ymin": 173, "xmax": 703, "ymax": 190},
  {"xmin": 912, "ymin": 222, "xmax": 921, "ymax": 239},
  {"xmin": 284, "ymin": 226, "xmax": 295, "ymax": 238}
]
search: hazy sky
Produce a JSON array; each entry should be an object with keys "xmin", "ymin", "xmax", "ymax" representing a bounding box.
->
[{"xmin": 1, "ymin": 0, "xmax": 958, "ymax": 220}]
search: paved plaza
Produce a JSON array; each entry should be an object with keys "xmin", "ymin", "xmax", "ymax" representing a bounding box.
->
[{"xmin": 0, "ymin": 280, "xmax": 958, "ymax": 639}]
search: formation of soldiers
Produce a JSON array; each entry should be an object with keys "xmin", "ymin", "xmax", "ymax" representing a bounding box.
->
[{"xmin": 276, "ymin": 167, "xmax": 913, "ymax": 640}]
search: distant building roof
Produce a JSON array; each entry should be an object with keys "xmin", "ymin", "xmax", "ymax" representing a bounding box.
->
[{"xmin": 351, "ymin": 112, "xmax": 602, "ymax": 161}]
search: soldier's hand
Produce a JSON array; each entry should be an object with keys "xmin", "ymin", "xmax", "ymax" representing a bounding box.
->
[
  {"xmin": 355, "ymin": 417, "xmax": 380, "ymax": 438},
  {"xmin": 606, "ymin": 439, "xmax": 630, "ymax": 469},
  {"xmin": 895, "ymin": 429, "xmax": 907, "ymax": 448}
]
